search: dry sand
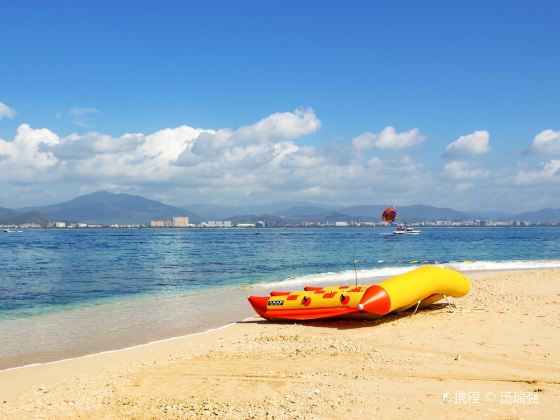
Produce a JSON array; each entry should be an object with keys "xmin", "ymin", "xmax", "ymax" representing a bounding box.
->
[{"xmin": 0, "ymin": 269, "xmax": 559, "ymax": 419}]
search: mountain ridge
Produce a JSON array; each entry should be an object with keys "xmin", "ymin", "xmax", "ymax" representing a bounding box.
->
[
  {"xmin": 2, "ymin": 191, "xmax": 560, "ymax": 225},
  {"xmin": 24, "ymin": 191, "xmax": 201, "ymax": 225}
]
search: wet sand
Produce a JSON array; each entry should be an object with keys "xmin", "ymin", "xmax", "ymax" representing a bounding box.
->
[{"xmin": 0, "ymin": 269, "xmax": 559, "ymax": 418}]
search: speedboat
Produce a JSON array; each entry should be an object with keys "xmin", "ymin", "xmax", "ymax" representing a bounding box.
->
[{"xmin": 393, "ymin": 224, "xmax": 421, "ymax": 235}]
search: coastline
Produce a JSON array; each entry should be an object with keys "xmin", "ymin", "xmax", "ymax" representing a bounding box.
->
[
  {"xmin": 0, "ymin": 321, "xmax": 241, "ymax": 374},
  {"xmin": 3, "ymin": 260, "xmax": 560, "ymax": 371},
  {"xmin": 1, "ymin": 268, "xmax": 559, "ymax": 418}
]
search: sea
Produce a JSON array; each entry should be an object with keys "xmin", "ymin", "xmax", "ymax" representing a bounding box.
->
[{"xmin": 1, "ymin": 227, "xmax": 559, "ymax": 369}]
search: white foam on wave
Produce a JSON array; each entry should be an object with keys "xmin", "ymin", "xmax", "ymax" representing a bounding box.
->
[
  {"xmin": 445, "ymin": 259, "xmax": 560, "ymax": 271},
  {"xmin": 256, "ymin": 266, "xmax": 413, "ymax": 288},
  {"xmin": 256, "ymin": 259, "xmax": 560, "ymax": 289}
]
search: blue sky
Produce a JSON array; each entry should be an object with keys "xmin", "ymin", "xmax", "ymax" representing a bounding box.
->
[{"xmin": 0, "ymin": 1, "xmax": 559, "ymax": 211}]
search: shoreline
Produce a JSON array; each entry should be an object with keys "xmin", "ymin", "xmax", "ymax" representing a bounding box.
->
[
  {"xmin": 0, "ymin": 321, "xmax": 242, "ymax": 374},
  {"xmin": 1, "ymin": 268, "xmax": 559, "ymax": 417},
  {"xmin": 2, "ymin": 264, "xmax": 560, "ymax": 371}
]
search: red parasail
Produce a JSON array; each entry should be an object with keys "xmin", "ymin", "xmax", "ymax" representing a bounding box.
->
[{"xmin": 381, "ymin": 206, "xmax": 397, "ymax": 223}]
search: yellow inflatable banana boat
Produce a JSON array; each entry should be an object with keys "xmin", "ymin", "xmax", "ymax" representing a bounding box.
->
[{"xmin": 248, "ymin": 266, "xmax": 470, "ymax": 321}]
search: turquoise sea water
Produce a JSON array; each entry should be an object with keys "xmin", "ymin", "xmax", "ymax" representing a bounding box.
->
[
  {"xmin": 1, "ymin": 227, "xmax": 559, "ymax": 320},
  {"xmin": 1, "ymin": 227, "xmax": 559, "ymax": 368}
]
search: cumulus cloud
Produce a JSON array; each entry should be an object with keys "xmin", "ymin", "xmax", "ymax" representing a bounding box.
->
[
  {"xmin": 0, "ymin": 108, "xmax": 441, "ymax": 206},
  {"xmin": 0, "ymin": 102, "xmax": 16, "ymax": 120},
  {"xmin": 0, "ymin": 108, "xmax": 323, "ymax": 186},
  {"xmin": 515, "ymin": 159, "xmax": 560, "ymax": 186},
  {"xmin": 444, "ymin": 161, "xmax": 489, "ymax": 180},
  {"xmin": 528, "ymin": 129, "xmax": 560, "ymax": 155},
  {"xmin": 2, "ymin": 108, "xmax": 556, "ymax": 212},
  {"xmin": 0, "ymin": 124, "xmax": 59, "ymax": 183},
  {"xmin": 48, "ymin": 132, "xmax": 144, "ymax": 160},
  {"xmin": 352, "ymin": 126, "xmax": 425, "ymax": 150},
  {"xmin": 232, "ymin": 108, "xmax": 320, "ymax": 143},
  {"xmin": 443, "ymin": 130, "xmax": 490, "ymax": 158}
]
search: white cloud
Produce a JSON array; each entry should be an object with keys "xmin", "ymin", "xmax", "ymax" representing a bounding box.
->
[
  {"xmin": 57, "ymin": 106, "xmax": 100, "ymax": 128},
  {"xmin": 176, "ymin": 108, "xmax": 321, "ymax": 171},
  {"xmin": 455, "ymin": 182, "xmax": 474, "ymax": 191},
  {"xmin": 232, "ymin": 108, "xmax": 320, "ymax": 142},
  {"xmin": 528, "ymin": 129, "xmax": 560, "ymax": 155},
  {"xmin": 0, "ymin": 124, "xmax": 59, "ymax": 183},
  {"xmin": 68, "ymin": 107, "xmax": 99, "ymax": 116},
  {"xmin": 0, "ymin": 109, "xmax": 440, "ymax": 206},
  {"xmin": 515, "ymin": 159, "xmax": 560, "ymax": 186},
  {"xmin": 352, "ymin": 126, "xmax": 425, "ymax": 150},
  {"xmin": 444, "ymin": 161, "xmax": 488, "ymax": 180},
  {"xmin": 1, "ymin": 109, "xmax": 558, "ymax": 212},
  {"xmin": 0, "ymin": 102, "xmax": 16, "ymax": 120},
  {"xmin": 443, "ymin": 130, "xmax": 490, "ymax": 158}
]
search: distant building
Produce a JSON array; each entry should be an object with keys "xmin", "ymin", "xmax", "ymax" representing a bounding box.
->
[
  {"xmin": 172, "ymin": 216, "xmax": 189, "ymax": 227},
  {"xmin": 335, "ymin": 221, "xmax": 348, "ymax": 227},
  {"xmin": 20, "ymin": 223, "xmax": 42, "ymax": 228},
  {"xmin": 149, "ymin": 220, "xmax": 165, "ymax": 227},
  {"xmin": 55, "ymin": 222, "xmax": 66, "ymax": 228},
  {"xmin": 236, "ymin": 223, "xmax": 256, "ymax": 228},
  {"xmin": 206, "ymin": 220, "xmax": 232, "ymax": 227}
]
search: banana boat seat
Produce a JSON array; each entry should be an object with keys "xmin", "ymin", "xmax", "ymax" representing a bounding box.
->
[{"xmin": 248, "ymin": 266, "xmax": 470, "ymax": 321}]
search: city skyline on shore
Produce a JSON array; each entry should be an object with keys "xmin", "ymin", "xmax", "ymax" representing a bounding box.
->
[{"xmin": 2, "ymin": 190, "xmax": 560, "ymax": 228}]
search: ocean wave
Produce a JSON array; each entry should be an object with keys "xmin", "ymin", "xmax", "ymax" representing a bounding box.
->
[{"xmin": 255, "ymin": 259, "xmax": 560, "ymax": 289}]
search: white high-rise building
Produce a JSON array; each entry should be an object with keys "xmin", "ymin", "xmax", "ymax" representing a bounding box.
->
[{"xmin": 172, "ymin": 216, "xmax": 189, "ymax": 227}]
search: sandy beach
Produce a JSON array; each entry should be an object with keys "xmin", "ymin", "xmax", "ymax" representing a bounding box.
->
[{"xmin": 1, "ymin": 268, "xmax": 558, "ymax": 419}]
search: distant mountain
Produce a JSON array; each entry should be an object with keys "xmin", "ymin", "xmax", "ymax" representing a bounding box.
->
[
  {"xmin": 312, "ymin": 211, "xmax": 357, "ymax": 223},
  {"xmin": 4, "ymin": 192, "xmax": 560, "ymax": 226},
  {"xmin": 185, "ymin": 201, "xmax": 320, "ymax": 220},
  {"xmin": 0, "ymin": 207, "xmax": 51, "ymax": 226},
  {"xmin": 512, "ymin": 208, "xmax": 560, "ymax": 223},
  {"xmin": 26, "ymin": 191, "xmax": 201, "ymax": 225},
  {"xmin": 338, "ymin": 205, "xmax": 387, "ymax": 218},
  {"xmin": 185, "ymin": 202, "xmax": 560, "ymax": 224},
  {"xmin": 0, "ymin": 207, "xmax": 19, "ymax": 224},
  {"xmin": 269, "ymin": 204, "xmax": 472, "ymax": 223},
  {"xmin": 389, "ymin": 205, "xmax": 472, "ymax": 222},
  {"xmin": 9, "ymin": 211, "xmax": 51, "ymax": 226},
  {"xmin": 273, "ymin": 206, "xmax": 334, "ymax": 217},
  {"xmin": 468, "ymin": 211, "xmax": 514, "ymax": 220},
  {"xmin": 187, "ymin": 202, "xmax": 478, "ymax": 222}
]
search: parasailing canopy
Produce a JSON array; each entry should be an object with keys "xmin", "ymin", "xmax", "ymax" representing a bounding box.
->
[{"xmin": 381, "ymin": 206, "xmax": 397, "ymax": 223}]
